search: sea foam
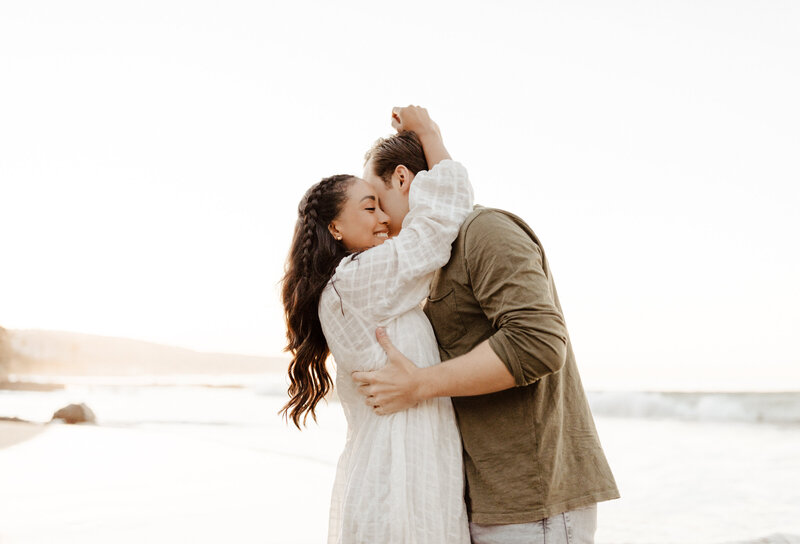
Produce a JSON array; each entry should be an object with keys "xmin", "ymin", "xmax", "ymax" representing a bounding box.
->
[{"xmin": 587, "ymin": 391, "xmax": 800, "ymax": 424}]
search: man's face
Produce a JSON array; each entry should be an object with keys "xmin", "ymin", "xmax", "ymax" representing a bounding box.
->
[{"xmin": 362, "ymin": 159, "xmax": 411, "ymax": 238}]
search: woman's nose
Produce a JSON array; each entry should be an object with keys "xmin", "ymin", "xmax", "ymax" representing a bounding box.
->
[{"xmin": 378, "ymin": 208, "xmax": 390, "ymax": 225}]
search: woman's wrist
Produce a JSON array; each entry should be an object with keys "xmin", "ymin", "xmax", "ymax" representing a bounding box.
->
[
  {"xmin": 416, "ymin": 128, "xmax": 443, "ymax": 150},
  {"xmin": 421, "ymin": 141, "xmax": 452, "ymax": 169}
]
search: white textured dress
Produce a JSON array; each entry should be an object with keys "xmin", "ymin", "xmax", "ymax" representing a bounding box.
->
[{"xmin": 318, "ymin": 160, "xmax": 473, "ymax": 544}]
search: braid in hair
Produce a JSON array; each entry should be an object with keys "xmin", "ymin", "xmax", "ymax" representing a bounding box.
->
[
  {"xmin": 300, "ymin": 182, "xmax": 324, "ymax": 275},
  {"xmin": 280, "ymin": 174, "xmax": 354, "ymax": 428}
]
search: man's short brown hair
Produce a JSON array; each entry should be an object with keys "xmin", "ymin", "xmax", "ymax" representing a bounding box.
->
[{"xmin": 364, "ymin": 131, "xmax": 427, "ymax": 187}]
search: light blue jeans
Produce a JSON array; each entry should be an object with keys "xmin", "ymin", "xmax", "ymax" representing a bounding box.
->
[{"xmin": 469, "ymin": 504, "xmax": 597, "ymax": 544}]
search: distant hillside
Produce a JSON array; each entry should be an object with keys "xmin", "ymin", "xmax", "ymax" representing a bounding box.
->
[
  {"xmin": 4, "ymin": 329, "xmax": 288, "ymax": 376},
  {"xmin": 0, "ymin": 327, "xmax": 11, "ymax": 379}
]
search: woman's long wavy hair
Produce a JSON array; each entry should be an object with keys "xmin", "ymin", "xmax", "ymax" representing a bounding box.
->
[{"xmin": 280, "ymin": 174, "xmax": 355, "ymax": 428}]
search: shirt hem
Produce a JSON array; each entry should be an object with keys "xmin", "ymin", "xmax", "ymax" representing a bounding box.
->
[{"xmin": 468, "ymin": 488, "xmax": 621, "ymax": 525}]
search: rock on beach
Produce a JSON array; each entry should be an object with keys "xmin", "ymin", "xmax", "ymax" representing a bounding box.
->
[{"xmin": 51, "ymin": 403, "xmax": 96, "ymax": 424}]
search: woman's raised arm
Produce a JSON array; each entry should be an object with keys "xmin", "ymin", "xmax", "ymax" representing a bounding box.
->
[
  {"xmin": 327, "ymin": 108, "xmax": 473, "ymax": 324},
  {"xmin": 391, "ymin": 106, "xmax": 451, "ymax": 169}
]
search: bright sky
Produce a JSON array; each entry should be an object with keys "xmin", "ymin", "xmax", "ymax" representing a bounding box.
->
[{"xmin": 1, "ymin": 1, "xmax": 798, "ymax": 389}]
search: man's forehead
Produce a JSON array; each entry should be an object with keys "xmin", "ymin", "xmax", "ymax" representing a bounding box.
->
[
  {"xmin": 363, "ymin": 164, "xmax": 385, "ymax": 191},
  {"xmin": 362, "ymin": 158, "xmax": 377, "ymax": 179},
  {"xmin": 367, "ymin": 180, "xmax": 387, "ymax": 197}
]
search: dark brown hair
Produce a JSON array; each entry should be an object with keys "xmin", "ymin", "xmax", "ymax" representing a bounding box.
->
[
  {"xmin": 280, "ymin": 174, "xmax": 356, "ymax": 428},
  {"xmin": 364, "ymin": 130, "xmax": 427, "ymax": 187}
]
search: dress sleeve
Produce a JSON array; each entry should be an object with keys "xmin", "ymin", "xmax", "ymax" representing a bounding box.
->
[
  {"xmin": 330, "ymin": 160, "xmax": 474, "ymax": 324},
  {"xmin": 464, "ymin": 211, "xmax": 568, "ymax": 386}
]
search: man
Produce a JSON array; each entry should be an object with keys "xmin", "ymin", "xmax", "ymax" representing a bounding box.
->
[{"xmin": 353, "ymin": 107, "xmax": 619, "ymax": 543}]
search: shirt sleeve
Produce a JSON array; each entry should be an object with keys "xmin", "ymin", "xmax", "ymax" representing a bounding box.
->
[
  {"xmin": 330, "ymin": 160, "xmax": 474, "ymax": 324},
  {"xmin": 463, "ymin": 211, "xmax": 568, "ymax": 386}
]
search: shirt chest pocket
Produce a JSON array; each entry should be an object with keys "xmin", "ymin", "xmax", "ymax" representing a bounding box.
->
[{"xmin": 425, "ymin": 287, "xmax": 467, "ymax": 348}]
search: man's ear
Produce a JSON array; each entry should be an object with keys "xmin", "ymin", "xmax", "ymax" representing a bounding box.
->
[{"xmin": 393, "ymin": 165, "xmax": 415, "ymax": 196}]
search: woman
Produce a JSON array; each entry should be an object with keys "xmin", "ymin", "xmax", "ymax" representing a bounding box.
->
[{"xmin": 281, "ymin": 107, "xmax": 473, "ymax": 543}]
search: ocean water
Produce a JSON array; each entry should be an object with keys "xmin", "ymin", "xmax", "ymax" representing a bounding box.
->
[{"xmin": 1, "ymin": 373, "xmax": 799, "ymax": 544}]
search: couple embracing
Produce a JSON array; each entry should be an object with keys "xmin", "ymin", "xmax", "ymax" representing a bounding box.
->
[{"xmin": 281, "ymin": 107, "xmax": 619, "ymax": 544}]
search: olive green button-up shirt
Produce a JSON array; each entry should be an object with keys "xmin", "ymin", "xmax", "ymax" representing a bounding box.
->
[{"xmin": 423, "ymin": 206, "xmax": 620, "ymax": 525}]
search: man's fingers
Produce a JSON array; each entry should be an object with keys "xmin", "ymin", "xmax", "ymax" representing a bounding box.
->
[
  {"xmin": 373, "ymin": 404, "xmax": 399, "ymax": 416},
  {"xmin": 356, "ymin": 383, "xmax": 372, "ymax": 398},
  {"xmin": 375, "ymin": 327, "xmax": 398, "ymax": 355},
  {"xmin": 351, "ymin": 370, "xmax": 370, "ymax": 385}
]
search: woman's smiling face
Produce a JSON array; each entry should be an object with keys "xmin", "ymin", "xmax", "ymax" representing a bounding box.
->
[{"xmin": 328, "ymin": 178, "xmax": 391, "ymax": 252}]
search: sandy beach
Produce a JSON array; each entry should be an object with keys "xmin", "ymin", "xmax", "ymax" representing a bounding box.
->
[
  {"xmin": 0, "ymin": 420, "xmax": 49, "ymax": 450},
  {"xmin": 0, "ymin": 415, "xmax": 334, "ymax": 543},
  {"xmin": 2, "ymin": 378, "xmax": 799, "ymax": 543}
]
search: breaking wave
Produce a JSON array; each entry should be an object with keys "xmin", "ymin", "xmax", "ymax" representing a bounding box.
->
[{"xmin": 586, "ymin": 391, "xmax": 800, "ymax": 424}]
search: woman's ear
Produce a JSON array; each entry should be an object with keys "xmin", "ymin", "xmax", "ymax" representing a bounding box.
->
[{"xmin": 328, "ymin": 222, "xmax": 343, "ymax": 241}]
